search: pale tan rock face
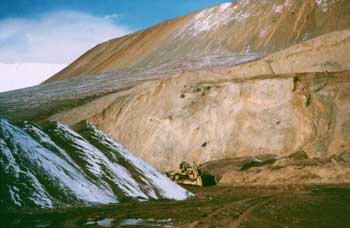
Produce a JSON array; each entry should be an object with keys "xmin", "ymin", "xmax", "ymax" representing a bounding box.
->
[
  {"xmin": 218, "ymin": 152, "xmax": 350, "ymax": 186},
  {"xmin": 48, "ymin": 30, "xmax": 350, "ymax": 171},
  {"xmin": 86, "ymin": 71, "xmax": 350, "ymax": 171},
  {"xmin": 215, "ymin": 30, "xmax": 350, "ymax": 79},
  {"xmin": 219, "ymin": 163, "xmax": 350, "ymax": 186}
]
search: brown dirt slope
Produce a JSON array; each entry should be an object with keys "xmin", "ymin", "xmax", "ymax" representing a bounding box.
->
[
  {"xmin": 46, "ymin": 14, "xmax": 192, "ymax": 82},
  {"xmin": 49, "ymin": 30, "xmax": 350, "ymax": 172},
  {"xmin": 47, "ymin": 0, "xmax": 350, "ymax": 82}
]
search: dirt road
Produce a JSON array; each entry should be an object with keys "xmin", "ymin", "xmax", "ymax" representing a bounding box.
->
[{"xmin": 2, "ymin": 185, "xmax": 350, "ymax": 227}]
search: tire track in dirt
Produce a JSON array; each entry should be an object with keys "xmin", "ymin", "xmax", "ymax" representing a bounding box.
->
[
  {"xmin": 229, "ymin": 197, "xmax": 274, "ymax": 228},
  {"xmin": 187, "ymin": 195, "xmax": 274, "ymax": 228}
]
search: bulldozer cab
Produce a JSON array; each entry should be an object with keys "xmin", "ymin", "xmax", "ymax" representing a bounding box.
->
[
  {"xmin": 179, "ymin": 162, "xmax": 189, "ymax": 171},
  {"xmin": 166, "ymin": 162, "xmax": 215, "ymax": 187},
  {"xmin": 179, "ymin": 162, "xmax": 193, "ymax": 173}
]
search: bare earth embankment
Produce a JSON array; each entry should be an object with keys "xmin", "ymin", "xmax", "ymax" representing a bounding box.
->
[{"xmin": 1, "ymin": 1, "xmax": 350, "ymax": 227}]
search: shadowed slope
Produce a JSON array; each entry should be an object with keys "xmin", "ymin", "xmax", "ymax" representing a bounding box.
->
[{"xmin": 0, "ymin": 119, "xmax": 192, "ymax": 210}]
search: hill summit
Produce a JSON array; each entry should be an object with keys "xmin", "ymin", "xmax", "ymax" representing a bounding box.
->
[{"xmin": 48, "ymin": 0, "xmax": 350, "ymax": 81}]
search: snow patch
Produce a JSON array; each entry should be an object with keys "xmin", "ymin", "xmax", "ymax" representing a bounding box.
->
[
  {"xmin": 119, "ymin": 218, "xmax": 173, "ymax": 227},
  {"xmin": 54, "ymin": 123, "xmax": 150, "ymax": 200},
  {"xmin": 219, "ymin": 2, "xmax": 232, "ymax": 11},
  {"xmin": 97, "ymin": 218, "xmax": 114, "ymax": 227},
  {"xmin": 9, "ymin": 186, "xmax": 22, "ymax": 207},
  {"xmin": 259, "ymin": 28, "xmax": 268, "ymax": 38},
  {"xmin": 1, "ymin": 119, "xmax": 117, "ymax": 206},
  {"xmin": 0, "ymin": 119, "xmax": 192, "ymax": 209},
  {"xmin": 284, "ymin": 0, "xmax": 292, "ymax": 6},
  {"xmin": 273, "ymin": 5, "xmax": 284, "ymax": 13},
  {"xmin": 88, "ymin": 124, "xmax": 193, "ymax": 200},
  {"xmin": 315, "ymin": 0, "xmax": 338, "ymax": 12},
  {"xmin": 178, "ymin": 0, "xmax": 251, "ymax": 37}
]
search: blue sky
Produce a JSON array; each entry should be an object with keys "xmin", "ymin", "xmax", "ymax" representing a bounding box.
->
[
  {"xmin": 0, "ymin": 0, "xmax": 232, "ymax": 92},
  {"xmin": 0, "ymin": 0, "xmax": 232, "ymax": 64},
  {"xmin": 1, "ymin": 0, "xmax": 231, "ymax": 31}
]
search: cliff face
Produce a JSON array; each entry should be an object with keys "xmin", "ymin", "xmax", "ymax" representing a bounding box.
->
[
  {"xmin": 49, "ymin": 30, "xmax": 350, "ymax": 171},
  {"xmin": 47, "ymin": 0, "xmax": 350, "ymax": 82},
  {"xmin": 86, "ymin": 70, "xmax": 350, "ymax": 171}
]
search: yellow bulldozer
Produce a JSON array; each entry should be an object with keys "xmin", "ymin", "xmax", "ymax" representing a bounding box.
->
[{"xmin": 166, "ymin": 162, "xmax": 216, "ymax": 186}]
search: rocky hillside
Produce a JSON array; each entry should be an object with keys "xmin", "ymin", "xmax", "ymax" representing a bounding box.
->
[
  {"xmin": 199, "ymin": 151, "xmax": 350, "ymax": 186},
  {"xmin": 48, "ymin": 30, "xmax": 350, "ymax": 171},
  {"xmin": 0, "ymin": 119, "xmax": 191, "ymax": 210},
  {"xmin": 47, "ymin": 0, "xmax": 350, "ymax": 81},
  {"xmin": 1, "ymin": 0, "xmax": 350, "ymax": 185},
  {"xmin": 1, "ymin": 29, "xmax": 350, "ymax": 173},
  {"xmin": 0, "ymin": 53, "xmax": 261, "ymax": 121}
]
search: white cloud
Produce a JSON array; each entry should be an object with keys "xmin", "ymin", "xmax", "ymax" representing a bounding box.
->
[
  {"xmin": 0, "ymin": 11, "xmax": 131, "ymax": 64},
  {"xmin": 0, "ymin": 62, "xmax": 66, "ymax": 92},
  {"xmin": 0, "ymin": 11, "xmax": 131, "ymax": 92}
]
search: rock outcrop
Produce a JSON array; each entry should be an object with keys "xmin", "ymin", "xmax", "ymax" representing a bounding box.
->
[{"xmin": 199, "ymin": 151, "xmax": 350, "ymax": 186}]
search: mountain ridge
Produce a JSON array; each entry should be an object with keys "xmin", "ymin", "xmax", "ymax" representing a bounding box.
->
[{"xmin": 47, "ymin": 0, "xmax": 350, "ymax": 82}]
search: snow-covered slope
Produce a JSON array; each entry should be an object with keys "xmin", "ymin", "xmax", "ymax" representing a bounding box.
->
[
  {"xmin": 0, "ymin": 119, "xmax": 192, "ymax": 210},
  {"xmin": 0, "ymin": 62, "xmax": 66, "ymax": 92}
]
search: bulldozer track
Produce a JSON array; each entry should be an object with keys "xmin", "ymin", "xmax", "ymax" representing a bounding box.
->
[
  {"xmin": 229, "ymin": 197, "xmax": 273, "ymax": 228},
  {"xmin": 187, "ymin": 195, "xmax": 274, "ymax": 228}
]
